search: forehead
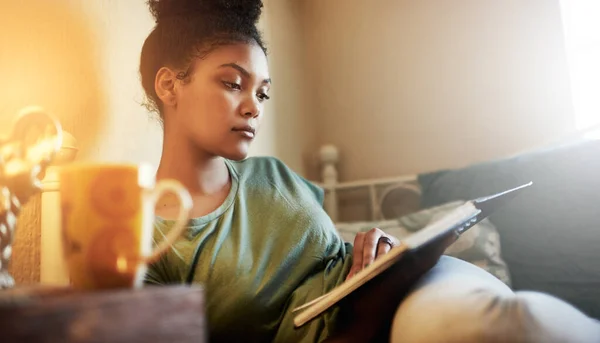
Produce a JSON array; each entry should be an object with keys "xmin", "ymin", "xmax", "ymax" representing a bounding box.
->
[{"xmin": 195, "ymin": 42, "xmax": 269, "ymax": 78}]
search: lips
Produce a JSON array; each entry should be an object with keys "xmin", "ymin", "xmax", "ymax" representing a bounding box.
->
[{"xmin": 232, "ymin": 125, "xmax": 256, "ymax": 139}]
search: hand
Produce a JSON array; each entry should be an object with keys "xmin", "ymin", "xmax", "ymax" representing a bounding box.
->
[{"xmin": 346, "ymin": 228, "xmax": 400, "ymax": 280}]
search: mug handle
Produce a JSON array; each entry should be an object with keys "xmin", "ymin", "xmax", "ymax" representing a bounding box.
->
[{"xmin": 142, "ymin": 179, "xmax": 193, "ymax": 265}]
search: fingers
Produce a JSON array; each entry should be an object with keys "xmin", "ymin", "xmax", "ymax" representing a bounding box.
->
[
  {"xmin": 347, "ymin": 228, "xmax": 387, "ymax": 280},
  {"xmin": 347, "ymin": 232, "xmax": 366, "ymax": 280},
  {"xmin": 346, "ymin": 228, "xmax": 401, "ymax": 281},
  {"xmin": 362, "ymin": 228, "xmax": 383, "ymax": 269}
]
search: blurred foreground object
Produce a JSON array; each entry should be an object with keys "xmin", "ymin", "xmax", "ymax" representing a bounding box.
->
[
  {"xmin": 0, "ymin": 285, "xmax": 207, "ymax": 343},
  {"xmin": 0, "ymin": 107, "xmax": 62, "ymax": 289},
  {"xmin": 40, "ymin": 129, "xmax": 78, "ymax": 287}
]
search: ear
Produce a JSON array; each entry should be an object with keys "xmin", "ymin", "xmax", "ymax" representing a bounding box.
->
[{"xmin": 155, "ymin": 67, "xmax": 179, "ymax": 108}]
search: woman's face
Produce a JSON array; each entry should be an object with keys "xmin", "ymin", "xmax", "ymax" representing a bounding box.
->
[{"xmin": 170, "ymin": 42, "xmax": 270, "ymax": 161}]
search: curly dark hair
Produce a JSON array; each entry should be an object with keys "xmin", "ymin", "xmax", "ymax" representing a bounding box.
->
[{"xmin": 139, "ymin": 0, "xmax": 267, "ymax": 119}]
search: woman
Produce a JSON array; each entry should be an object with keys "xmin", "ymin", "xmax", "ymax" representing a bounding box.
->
[{"xmin": 138, "ymin": 1, "xmax": 584, "ymax": 342}]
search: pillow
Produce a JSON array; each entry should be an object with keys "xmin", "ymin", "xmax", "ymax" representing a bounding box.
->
[
  {"xmin": 395, "ymin": 201, "xmax": 512, "ymax": 286},
  {"xmin": 334, "ymin": 201, "xmax": 512, "ymax": 287},
  {"xmin": 418, "ymin": 139, "xmax": 600, "ymax": 319}
]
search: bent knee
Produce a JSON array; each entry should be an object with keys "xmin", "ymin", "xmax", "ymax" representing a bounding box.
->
[
  {"xmin": 390, "ymin": 283, "xmax": 600, "ymax": 343},
  {"xmin": 389, "ymin": 257, "xmax": 599, "ymax": 343},
  {"xmin": 390, "ymin": 285, "xmax": 513, "ymax": 342}
]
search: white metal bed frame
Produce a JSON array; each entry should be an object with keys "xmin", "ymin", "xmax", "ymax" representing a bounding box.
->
[
  {"xmin": 314, "ymin": 144, "xmax": 419, "ymax": 222},
  {"xmin": 313, "ymin": 122, "xmax": 600, "ymax": 222}
]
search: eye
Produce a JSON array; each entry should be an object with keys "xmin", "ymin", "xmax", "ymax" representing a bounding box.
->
[
  {"xmin": 257, "ymin": 93, "xmax": 270, "ymax": 102},
  {"xmin": 223, "ymin": 81, "xmax": 241, "ymax": 90}
]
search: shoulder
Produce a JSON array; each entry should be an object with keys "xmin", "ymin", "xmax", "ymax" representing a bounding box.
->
[{"xmin": 227, "ymin": 156, "xmax": 324, "ymax": 204}]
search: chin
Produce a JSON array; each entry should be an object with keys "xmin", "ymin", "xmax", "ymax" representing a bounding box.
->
[
  {"xmin": 221, "ymin": 146, "xmax": 250, "ymax": 161},
  {"xmin": 225, "ymin": 153, "xmax": 248, "ymax": 161}
]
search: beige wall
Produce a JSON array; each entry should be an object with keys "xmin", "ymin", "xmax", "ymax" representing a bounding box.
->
[
  {"xmin": 255, "ymin": 0, "xmax": 316, "ymax": 176},
  {"xmin": 302, "ymin": 0, "xmax": 576, "ymax": 181},
  {"xmin": 72, "ymin": 0, "xmax": 164, "ymax": 165}
]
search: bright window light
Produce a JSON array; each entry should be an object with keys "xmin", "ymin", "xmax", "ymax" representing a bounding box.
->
[{"xmin": 559, "ymin": 1, "xmax": 600, "ymax": 134}]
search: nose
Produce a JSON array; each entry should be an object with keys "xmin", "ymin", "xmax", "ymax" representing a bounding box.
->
[{"xmin": 240, "ymin": 96, "xmax": 260, "ymax": 118}]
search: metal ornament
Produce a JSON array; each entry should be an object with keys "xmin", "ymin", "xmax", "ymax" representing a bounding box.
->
[{"xmin": 0, "ymin": 107, "xmax": 63, "ymax": 289}]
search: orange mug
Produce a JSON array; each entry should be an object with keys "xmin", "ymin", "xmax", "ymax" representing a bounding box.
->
[{"xmin": 59, "ymin": 163, "xmax": 192, "ymax": 290}]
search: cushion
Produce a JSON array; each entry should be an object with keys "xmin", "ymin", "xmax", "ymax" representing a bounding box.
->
[
  {"xmin": 334, "ymin": 201, "xmax": 512, "ymax": 286},
  {"xmin": 396, "ymin": 201, "xmax": 512, "ymax": 286},
  {"xmin": 417, "ymin": 138, "xmax": 600, "ymax": 319}
]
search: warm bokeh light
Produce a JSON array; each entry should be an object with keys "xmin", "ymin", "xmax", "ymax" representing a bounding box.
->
[
  {"xmin": 559, "ymin": 1, "xmax": 600, "ymax": 134},
  {"xmin": 0, "ymin": 0, "xmax": 108, "ymax": 158}
]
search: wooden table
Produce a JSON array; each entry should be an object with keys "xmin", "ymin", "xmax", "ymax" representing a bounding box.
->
[{"xmin": 0, "ymin": 285, "xmax": 207, "ymax": 343}]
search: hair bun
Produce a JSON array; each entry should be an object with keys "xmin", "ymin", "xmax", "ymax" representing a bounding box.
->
[{"xmin": 148, "ymin": 0, "xmax": 263, "ymax": 25}]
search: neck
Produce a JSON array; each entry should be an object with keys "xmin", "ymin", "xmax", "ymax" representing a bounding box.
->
[{"xmin": 156, "ymin": 128, "xmax": 230, "ymax": 196}]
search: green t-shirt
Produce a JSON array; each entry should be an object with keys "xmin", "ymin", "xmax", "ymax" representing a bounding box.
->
[{"xmin": 145, "ymin": 156, "xmax": 353, "ymax": 343}]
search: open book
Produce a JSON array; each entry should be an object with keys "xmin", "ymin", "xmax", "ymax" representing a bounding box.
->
[{"xmin": 292, "ymin": 181, "xmax": 533, "ymax": 328}]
